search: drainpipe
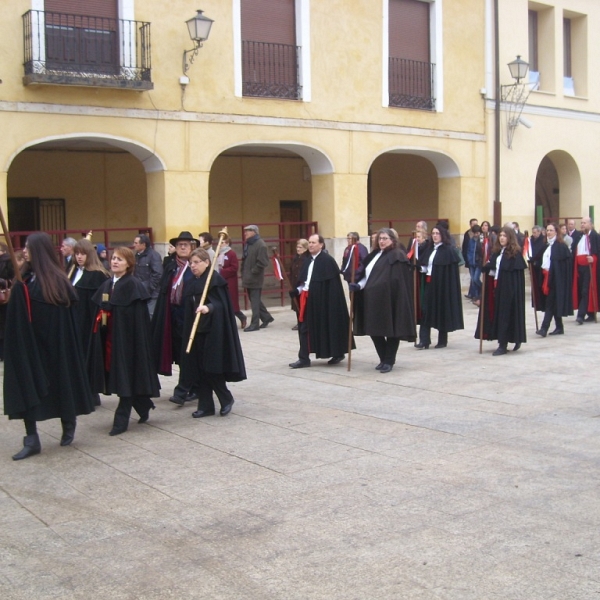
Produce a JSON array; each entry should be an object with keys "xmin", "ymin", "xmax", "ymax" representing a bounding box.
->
[{"xmin": 493, "ymin": 0, "xmax": 501, "ymax": 227}]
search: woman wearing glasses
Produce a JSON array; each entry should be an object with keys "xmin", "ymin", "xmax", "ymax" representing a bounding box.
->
[{"xmin": 350, "ymin": 228, "xmax": 416, "ymax": 373}]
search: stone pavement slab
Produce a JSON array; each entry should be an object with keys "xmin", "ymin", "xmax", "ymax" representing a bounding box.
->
[{"xmin": 1, "ymin": 296, "xmax": 600, "ymax": 599}]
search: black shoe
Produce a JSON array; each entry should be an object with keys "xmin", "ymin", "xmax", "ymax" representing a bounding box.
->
[
  {"xmin": 260, "ymin": 316, "xmax": 274, "ymax": 329},
  {"xmin": 492, "ymin": 346, "xmax": 507, "ymax": 356},
  {"xmin": 328, "ymin": 356, "xmax": 345, "ymax": 365},
  {"xmin": 12, "ymin": 434, "xmax": 41, "ymax": 461},
  {"xmin": 192, "ymin": 409, "xmax": 215, "ymax": 418},
  {"xmin": 375, "ymin": 363, "xmax": 384, "ymax": 370},
  {"xmin": 185, "ymin": 392, "xmax": 198, "ymax": 402},
  {"xmin": 138, "ymin": 405, "xmax": 155, "ymax": 424},
  {"xmin": 464, "ymin": 294, "xmax": 472, "ymax": 299},
  {"xmin": 414, "ymin": 342, "xmax": 430, "ymax": 350},
  {"xmin": 60, "ymin": 421, "xmax": 76, "ymax": 446},
  {"xmin": 220, "ymin": 400, "xmax": 234, "ymax": 416},
  {"xmin": 289, "ymin": 359, "xmax": 311, "ymax": 369},
  {"xmin": 513, "ymin": 343, "xmax": 521, "ymax": 352},
  {"xmin": 379, "ymin": 364, "xmax": 393, "ymax": 373},
  {"xmin": 434, "ymin": 343, "xmax": 447, "ymax": 349},
  {"xmin": 240, "ymin": 317, "xmax": 247, "ymax": 329},
  {"xmin": 536, "ymin": 329, "xmax": 547, "ymax": 337},
  {"xmin": 292, "ymin": 324, "xmax": 299, "ymax": 331},
  {"xmin": 244, "ymin": 325, "xmax": 260, "ymax": 332},
  {"xmin": 549, "ymin": 328, "xmax": 564, "ymax": 335},
  {"xmin": 576, "ymin": 317, "xmax": 584, "ymax": 325},
  {"xmin": 584, "ymin": 315, "xmax": 595, "ymax": 322},
  {"xmin": 169, "ymin": 395, "xmax": 186, "ymax": 406},
  {"xmin": 109, "ymin": 426, "xmax": 128, "ymax": 436}
]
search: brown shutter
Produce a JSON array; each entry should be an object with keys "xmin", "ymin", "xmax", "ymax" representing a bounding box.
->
[
  {"xmin": 389, "ymin": 0, "xmax": 429, "ymax": 61},
  {"xmin": 241, "ymin": 0, "xmax": 296, "ymax": 44},
  {"xmin": 45, "ymin": 0, "xmax": 118, "ymax": 19}
]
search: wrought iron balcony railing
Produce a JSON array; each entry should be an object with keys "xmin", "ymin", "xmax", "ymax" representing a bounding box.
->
[
  {"xmin": 242, "ymin": 40, "xmax": 301, "ymax": 100},
  {"xmin": 389, "ymin": 57, "xmax": 435, "ymax": 111},
  {"xmin": 22, "ymin": 10, "xmax": 152, "ymax": 90}
]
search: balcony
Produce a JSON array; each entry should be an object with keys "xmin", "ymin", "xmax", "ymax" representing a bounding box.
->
[
  {"xmin": 389, "ymin": 58, "xmax": 435, "ymax": 111},
  {"xmin": 242, "ymin": 40, "xmax": 301, "ymax": 100},
  {"xmin": 22, "ymin": 10, "xmax": 152, "ymax": 90}
]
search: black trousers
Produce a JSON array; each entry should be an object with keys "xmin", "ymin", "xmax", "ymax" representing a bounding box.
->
[
  {"xmin": 370, "ymin": 336, "xmax": 400, "ymax": 365},
  {"xmin": 418, "ymin": 325, "xmax": 447, "ymax": 347},
  {"xmin": 297, "ymin": 320, "xmax": 311, "ymax": 360},
  {"xmin": 576, "ymin": 264, "xmax": 595, "ymax": 319},
  {"xmin": 246, "ymin": 288, "xmax": 272, "ymax": 328},
  {"xmin": 196, "ymin": 372, "xmax": 234, "ymax": 412},
  {"xmin": 113, "ymin": 396, "xmax": 155, "ymax": 429},
  {"xmin": 540, "ymin": 291, "xmax": 563, "ymax": 331}
]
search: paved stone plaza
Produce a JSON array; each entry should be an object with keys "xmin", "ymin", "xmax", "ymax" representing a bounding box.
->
[{"xmin": 1, "ymin": 297, "xmax": 599, "ymax": 599}]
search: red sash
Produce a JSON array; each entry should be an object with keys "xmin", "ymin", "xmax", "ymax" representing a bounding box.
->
[
  {"xmin": 573, "ymin": 253, "xmax": 598, "ymax": 312},
  {"xmin": 299, "ymin": 290, "xmax": 309, "ymax": 322},
  {"xmin": 93, "ymin": 310, "xmax": 113, "ymax": 371},
  {"xmin": 542, "ymin": 269, "xmax": 550, "ymax": 296}
]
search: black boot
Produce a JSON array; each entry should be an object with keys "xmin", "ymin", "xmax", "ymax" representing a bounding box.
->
[
  {"xmin": 109, "ymin": 397, "xmax": 132, "ymax": 436},
  {"xmin": 12, "ymin": 434, "xmax": 41, "ymax": 461},
  {"xmin": 60, "ymin": 419, "xmax": 76, "ymax": 446}
]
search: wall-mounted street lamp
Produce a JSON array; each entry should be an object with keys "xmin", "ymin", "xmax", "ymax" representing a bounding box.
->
[
  {"xmin": 502, "ymin": 55, "xmax": 533, "ymax": 148},
  {"xmin": 182, "ymin": 10, "xmax": 214, "ymax": 77}
]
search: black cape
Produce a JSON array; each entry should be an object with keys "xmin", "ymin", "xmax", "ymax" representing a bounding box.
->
[
  {"xmin": 353, "ymin": 247, "xmax": 416, "ymax": 341},
  {"xmin": 545, "ymin": 240, "xmax": 573, "ymax": 317},
  {"xmin": 3, "ymin": 279, "xmax": 95, "ymax": 421},
  {"xmin": 73, "ymin": 269, "xmax": 110, "ymax": 358},
  {"xmin": 300, "ymin": 252, "xmax": 353, "ymax": 358},
  {"xmin": 88, "ymin": 274, "xmax": 160, "ymax": 398},
  {"xmin": 179, "ymin": 271, "xmax": 247, "ymax": 386},
  {"xmin": 418, "ymin": 243, "xmax": 464, "ymax": 332},
  {"xmin": 476, "ymin": 251, "xmax": 527, "ymax": 345}
]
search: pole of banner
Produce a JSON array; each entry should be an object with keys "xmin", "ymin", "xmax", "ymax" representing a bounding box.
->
[
  {"xmin": 186, "ymin": 227, "xmax": 228, "ymax": 354},
  {"xmin": 0, "ymin": 203, "xmax": 22, "ymax": 283},
  {"xmin": 589, "ymin": 260, "xmax": 598, "ymax": 323},
  {"xmin": 347, "ymin": 244, "xmax": 357, "ymax": 372},
  {"xmin": 478, "ymin": 233, "xmax": 488, "ymax": 355},
  {"xmin": 411, "ymin": 232, "xmax": 418, "ymax": 327},
  {"xmin": 272, "ymin": 247, "xmax": 299, "ymax": 312},
  {"xmin": 524, "ymin": 231, "xmax": 540, "ymax": 331}
]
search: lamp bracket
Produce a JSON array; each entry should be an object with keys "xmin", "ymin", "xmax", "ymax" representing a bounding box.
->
[
  {"xmin": 501, "ymin": 81, "xmax": 536, "ymax": 149},
  {"xmin": 183, "ymin": 41, "xmax": 203, "ymax": 76}
]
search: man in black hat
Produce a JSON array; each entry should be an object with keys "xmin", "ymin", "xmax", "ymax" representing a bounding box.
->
[
  {"xmin": 241, "ymin": 225, "xmax": 273, "ymax": 332},
  {"xmin": 151, "ymin": 231, "xmax": 199, "ymax": 403}
]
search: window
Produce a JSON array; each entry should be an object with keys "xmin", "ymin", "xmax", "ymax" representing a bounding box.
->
[
  {"xmin": 240, "ymin": 0, "xmax": 301, "ymax": 100},
  {"xmin": 385, "ymin": 0, "xmax": 440, "ymax": 111},
  {"xmin": 528, "ymin": 10, "xmax": 538, "ymax": 72}
]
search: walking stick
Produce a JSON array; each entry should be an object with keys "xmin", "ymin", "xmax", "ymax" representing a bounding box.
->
[
  {"xmin": 0, "ymin": 203, "xmax": 22, "ymax": 283},
  {"xmin": 527, "ymin": 262, "xmax": 540, "ymax": 331},
  {"xmin": 479, "ymin": 270, "xmax": 486, "ymax": 355},
  {"xmin": 347, "ymin": 244, "xmax": 357, "ymax": 372},
  {"xmin": 271, "ymin": 247, "xmax": 299, "ymax": 312},
  {"xmin": 410, "ymin": 232, "xmax": 418, "ymax": 327},
  {"xmin": 186, "ymin": 227, "xmax": 228, "ymax": 354},
  {"xmin": 589, "ymin": 261, "xmax": 598, "ymax": 322}
]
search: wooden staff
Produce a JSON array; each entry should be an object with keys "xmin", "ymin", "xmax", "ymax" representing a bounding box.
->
[
  {"xmin": 478, "ymin": 233, "xmax": 488, "ymax": 355},
  {"xmin": 0, "ymin": 203, "xmax": 22, "ymax": 283},
  {"xmin": 523, "ymin": 230, "xmax": 540, "ymax": 331},
  {"xmin": 186, "ymin": 227, "xmax": 227, "ymax": 354},
  {"xmin": 410, "ymin": 232, "xmax": 418, "ymax": 327},
  {"xmin": 272, "ymin": 247, "xmax": 299, "ymax": 312},
  {"xmin": 347, "ymin": 244, "xmax": 357, "ymax": 372},
  {"xmin": 67, "ymin": 230, "xmax": 93, "ymax": 280},
  {"xmin": 589, "ymin": 260, "xmax": 598, "ymax": 322}
]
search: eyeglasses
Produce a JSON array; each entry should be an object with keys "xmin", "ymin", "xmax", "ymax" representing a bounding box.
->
[{"xmin": 379, "ymin": 236, "xmax": 390, "ymax": 241}]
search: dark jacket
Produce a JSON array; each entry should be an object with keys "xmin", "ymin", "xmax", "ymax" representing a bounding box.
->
[
  {"xmin": 134, "ymin": 247, "xmax": 163, "ymax": 300},
  {"xmin": 353, "ymin": 247, "xmax": 416, "ymax": 340},
  {"xmin": 4, "ymin": 278, "xmax": 95, "ymax": 421},
  {"xmin": 544, "ymin": 239, "xmax": 573, "ymax": 317},
  {"xmin": 340, "ymin": 242, "xmax": 368, "ymax": 282},
  {"xmin": 88, "ymin": 274, "xmax": 160, "ymax": 398},
  {"xmin": 242, "ymin": 236, "xmax": 270, "ymax": 288}
]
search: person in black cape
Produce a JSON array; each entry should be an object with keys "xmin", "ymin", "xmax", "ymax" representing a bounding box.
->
[
  {"xmin": 289, "ymin": 234, "xmax": 353, "ymax": 368},
  {"xmin": 415, "ymin": 226, "xmax": 464, "ymax": 349},
  {"xmin": 571, "ymin": 216, "xmax": 600, "ymax": 324},
  {"xmin": 350, "ymin": 228, "xmax": 416, "ymax": 373},
  {"xmin": 88, "ymin": 247, "xmax": 160, "ymax": 436},
  {"xmin": 3, "ymin": 232, "xmax": 95, "ymax": 460},
  {"xmin": 528, "ymin": 225, "xmax": 547, "ymax": 313},
  {"xmin": 71, "ymin": 238, "xmax": 110, "ymax": 369},
  {"xmin": 535, "ymin": 223, "xmax": 573, "ymax": 336},
  {"xmin": 475, "ymin": 226, "xmax": 527, "ymax": 355},
  {"xmin": 179, "ymin": 248, "xmax": 246, "ymax": 418}
]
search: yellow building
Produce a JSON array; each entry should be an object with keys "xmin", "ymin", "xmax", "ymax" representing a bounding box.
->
[
  {"xmin": 1, "ymin": 0, "xmax": 490, "ymax": 256},
  {"xmin": 490, "ymin": 0, "xmax": 600, "ymax": 229}
]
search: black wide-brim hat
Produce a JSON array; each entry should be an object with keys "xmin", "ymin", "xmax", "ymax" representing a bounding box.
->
[{"xmin": 169, "ymin": 231, "xmax": 200, "ymax": 247}]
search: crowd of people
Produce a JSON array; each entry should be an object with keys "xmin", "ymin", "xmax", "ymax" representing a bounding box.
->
[{"xmin": 2, "ymin": 217, "xmax": 598, "ymax": 460}]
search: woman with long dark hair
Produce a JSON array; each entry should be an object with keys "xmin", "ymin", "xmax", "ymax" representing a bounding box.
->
[
  {"xmin": 476, "ymin": 226, "xmax": 527, "ymax": 355},
  {"xmin": 88, "ymin": 247, "xmax": 160, "ymax": 436},
  {"xmin": 3, "ymin": 232, "xmax": 95, "ymax": 460},
  {"xmin": 415, "ymin": 225, "xmax": 464, "ymax": 349},
  {"xmin": 536, "ymin": 222, "xmax": 573, "ymax": 336},
  {"xmin": 350, "ymin": 228, "xmax": 416, "ymax": 372}
]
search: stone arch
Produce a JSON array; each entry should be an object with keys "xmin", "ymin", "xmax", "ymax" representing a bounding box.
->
[{"xmin": 535, "ymin": 150, "xmax": 581, "ymax": 221}]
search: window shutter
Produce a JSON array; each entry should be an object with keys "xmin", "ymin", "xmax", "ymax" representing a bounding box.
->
[
  {"xmin": 241, "ymin": 0, "xmax": 296, "ymax": 44},
  {"xmin": 389, "ymin": 0, "xmax": 429, "ymax": 61},
  {"xmin": 45, "ymin": 0, "xmax": 118, "ymax": 19}
]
